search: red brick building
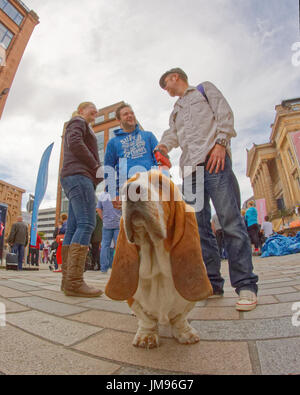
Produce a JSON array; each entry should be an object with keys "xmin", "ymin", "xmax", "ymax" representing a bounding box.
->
[{"xmin": 0, "ymin": 0, "xmax": 39, "ymax": 118}]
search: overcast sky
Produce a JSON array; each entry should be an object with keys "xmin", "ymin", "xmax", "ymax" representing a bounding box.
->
[{"xmin": 0, "ymin": 0, "xmax": 299, "ymax": 212}]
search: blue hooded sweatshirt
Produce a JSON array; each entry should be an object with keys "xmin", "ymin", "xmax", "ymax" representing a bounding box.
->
[{"xmin": 104, "ymin": 125, "xmax": 158, "ymax": 195}]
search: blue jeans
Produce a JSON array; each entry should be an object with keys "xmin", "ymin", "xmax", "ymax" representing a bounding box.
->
[
  {"xmin": 100, "ymin": 228, "xmax": 119, "ymax": 272},
  {"xmin": 60, "ymin": 175, "xmax": 96, "ymax": 246},
  {"xmin": 183, "ymin": 155, "xmax": 258, "ymax": 295},
  {"xmin": 12, "ymin": 244, "xmax": 25, "ymax": 270}
]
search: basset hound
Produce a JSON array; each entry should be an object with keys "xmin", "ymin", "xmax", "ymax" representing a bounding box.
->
[{"xmin": 105, "ymin": 170, "xmax": 213, "ymax": 349}]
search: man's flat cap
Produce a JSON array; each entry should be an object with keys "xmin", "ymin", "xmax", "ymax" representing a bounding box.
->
[{"xmin": 159, "ymin": 68, "xmax": 188, "ymax": 88}]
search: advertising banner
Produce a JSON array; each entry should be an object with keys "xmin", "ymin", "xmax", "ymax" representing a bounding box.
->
[
  {"xmin": 30, "ymin": 143, "xmax": 54, "ymax": 246},
  {"xmin": 0, "ymin": 203, "xmax": 8, "ymax": 265},
  {"xmin": 256, "ymin": 198, "xmax": 267, "ymax": 225},
  {"xmin": 291, "ymin": 131, "xmax": 300, "ymax": 166}
]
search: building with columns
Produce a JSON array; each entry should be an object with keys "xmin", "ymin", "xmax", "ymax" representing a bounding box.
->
[
  {"xmin": 0, "ymin": 0, "xmax": 39, "ymax": 118},
  {"xmin": 247, "ymin": 98, "xmax": 300, "ymax": 218}
]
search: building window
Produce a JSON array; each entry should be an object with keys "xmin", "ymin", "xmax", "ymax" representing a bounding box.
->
[
  {"xmin": 94, "ymin": 115, "xmax": 105, "ymax": 125},
  {"xmin": 0, "ymin": 22, "xmax": 13, "ymax": 49},
  {"xmin": 108, "ymin": 111, "xmax": 116, "ymax": 119},
  {"xmin": 0, "ymin": 0, "xmax": 24, "ymax": 26},
  {"xmin": 96, "ymin": 131, "xmax": 104, "ymax": 164},
  {"xmin": 109, "ymin": 126, "xmax": 119, "ymax": 139}
]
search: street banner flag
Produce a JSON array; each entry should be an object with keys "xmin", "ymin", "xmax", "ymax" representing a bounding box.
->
[{"xmin": 30, "ymin": 143, "xmax": 54, "ymax": 246}]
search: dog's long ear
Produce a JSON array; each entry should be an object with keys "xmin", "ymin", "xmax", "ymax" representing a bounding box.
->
[
  {"xmin": 105, "ymin": 218, "xmax": 140, "ymax": 301},
  {"xmin": 166, "ymin": 184, "xmax": 213, "ymax": 302}
]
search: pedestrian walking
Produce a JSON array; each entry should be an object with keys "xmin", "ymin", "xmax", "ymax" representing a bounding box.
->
[
  {"xmin": 7, "ymin": 216, "xmax": 28, "ymax": 270},
  {"xmin": 156, "ymin": 68, "xmax": 258, "ymax": 311},
  {"xmin": 245, "ymin": 201, "xmax": 260, "ymax": 254},
  {"xmin": 90, "ymin": 210, "xmax": 103, "ymax": 271},
  {"xmin": 60, "ymin": 101, "xmax": 104, "ymax": 297},
  {"xmin": 97, "ymin": 191, "xmax": 121, "ymax": 273}
]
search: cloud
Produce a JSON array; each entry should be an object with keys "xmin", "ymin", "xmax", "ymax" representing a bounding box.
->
[{"xmin": 1, "ymin": 0, "xmax": 299, "ymax": 211}]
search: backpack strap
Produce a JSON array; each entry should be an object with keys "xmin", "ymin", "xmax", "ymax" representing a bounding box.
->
[{"xmin": 197, "ymin": 83, "xmax": 209, "ymax": 103}]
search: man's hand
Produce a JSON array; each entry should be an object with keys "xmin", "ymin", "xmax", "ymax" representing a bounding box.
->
[
  {"xmin": 154, "ymin": 144, "xmax": 169, "ymax": 156},
  {"xmin": 206, "ymin": 144, "xmax": 226, "ymax": 174}
]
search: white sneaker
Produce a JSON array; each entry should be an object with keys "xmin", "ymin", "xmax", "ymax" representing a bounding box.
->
[{"xmin": 236, "ymin": 290, "xmax": 257, "ymax": 311}]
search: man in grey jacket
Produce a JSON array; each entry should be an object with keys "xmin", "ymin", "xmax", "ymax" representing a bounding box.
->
[
  {"xmin": 156, "ymin": 68, "xmax": 258, "ymax": 311},
  {"xmin": 7, "ymin": 216, "xmax": 28, "ymax": 270}
]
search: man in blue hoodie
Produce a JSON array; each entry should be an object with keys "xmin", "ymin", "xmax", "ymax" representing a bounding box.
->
[{"xmin": 104, "ymin": 103, "xmax": 158, "ymax": 198}]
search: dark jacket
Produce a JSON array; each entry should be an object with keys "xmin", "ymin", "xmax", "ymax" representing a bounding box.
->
[
  {"xmin": 60, "ymin": 116, "xmax": 103, "ymax": 186},
  {"xmin": 7, "ymin": 221, "xmax": 28, "ymax": 246}
]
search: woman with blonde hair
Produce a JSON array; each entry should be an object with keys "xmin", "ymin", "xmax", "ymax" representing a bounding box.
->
[{"xmin": 60, "ymin": 102, "xmax": 104, "ymax": 297}]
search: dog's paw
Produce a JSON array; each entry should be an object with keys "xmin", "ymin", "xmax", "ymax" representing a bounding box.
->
[
  {"xmin": 172, "ymin": 323, "xmax": 200, "ymax": 345},
  {"xmin": 133, "ymin": 331, "xmax": 160, "ymax": 349}
]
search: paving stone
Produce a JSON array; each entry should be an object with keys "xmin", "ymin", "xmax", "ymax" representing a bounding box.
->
[
  {"xmin": 258, "ymin": 280, "xmax": 300, "ymax": 290},
  {"xmin": 275, "ymin": 292, "xmax": 300, "ymax": 303},
  {"xmin": 6, "ymin": 310, "xmax": 103, "ymax": 346},
  {"xmin": 10, "ymin": 296, "xmax": 88, "ymax": 317},
  {"xmin": 0, "ymin": 285, "xmax": 27, "ymax": 298},
  {"xmin": 242, "ymin": 302, "xmax": 295, "ymax": 320},
  {"xmin": 191, "ymin": 317, "xmax": 300, "ymax": 341},
  {"xmin": 73, "ymin": 329, "xmax": 253, "ymax": 375},
  {"xmin": 69, "ymin": 310, "xmax": 138, "ymax": 333},
  {"xmin": 207, "ymin": 295, "xmax": 277, "ymax": 307},
  {"xmin": 28, "ymin": 289, "xmax": 87, "ymax": 305},
  {"xmin": 0, "ymin": 280, "xmax": 37, "ymax": 292},
  {"xmin": 187, "ymin": 306, "xmax": 240, "ymax": 320},
  {"xmin": 10, "ymin": 279, "xmax": 46, "ymax": 287},
  {"xmin": 0, "ymin": 296, "xmax": 30, "ymax": 314},
  {"xmin": 78, "ymin": 299, "xmax": 132, "ymax": 315},
  {"xmin": 0, "ymin": 324, "xmax": 119, "ymax": 375},
  {"xmin": 257, "ymin": 338, "xmax": 300, "ymax": 375},
  {"xmin": 257, "ymin": 287, "xmax": 297, "ymax": 296}
]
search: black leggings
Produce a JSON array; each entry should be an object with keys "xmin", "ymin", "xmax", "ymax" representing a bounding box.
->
[{"xmin": 247, "ymin": 224, "xmax": 260, "ymax": 249}]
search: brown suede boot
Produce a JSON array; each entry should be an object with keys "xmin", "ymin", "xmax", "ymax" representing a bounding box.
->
[
  {"xmin": 60, "ymin": 245, "xmax": 70, "ymax": 292},
  {"xmin": 64, "ymin": 243, "xmax": 103, "ymax": 298}
]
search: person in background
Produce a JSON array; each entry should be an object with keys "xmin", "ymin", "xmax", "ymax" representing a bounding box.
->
[
  {"xmin": 245, "ymin": 201, "xmax": 260, "ymax": 254},
  {"xmin": 7, "ymin": 216, "xmax": 28, "ymax": 271},
  {"xmin": 96, "ymin": 191, "xmax": 121, "ymax": 273},
  {"xmin": 59, "ymin": 213, "xmax": 68, "ymax": 235},
  {"xmin": 90, "ymin": 210, "xmax": 103, "ymax": 271},
  {"xmin": 60, "ymin": 101, "xmax": 104, "ymax": 297},
  {"xmin": 29, "ymin": 233, "xmax": 42, "ymax": 267},
  {"xmin": 261, "ymin": 216, "xmax": 274, "ymax": 240}
]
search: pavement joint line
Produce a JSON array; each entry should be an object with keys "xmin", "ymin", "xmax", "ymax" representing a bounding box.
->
[{"xmin": 247, "ymin": 341, "xmax": 262, "ymax": 375}]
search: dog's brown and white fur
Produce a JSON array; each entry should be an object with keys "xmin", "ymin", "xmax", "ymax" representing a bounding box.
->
[{"xmin": 105, "ymin": 170, "xmax": 212, "ymax": 348}]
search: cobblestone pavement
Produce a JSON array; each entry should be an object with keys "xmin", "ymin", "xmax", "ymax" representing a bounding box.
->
[{"xmin": 0, "ymin": 254, "xmax": 300, "ymax": 375}]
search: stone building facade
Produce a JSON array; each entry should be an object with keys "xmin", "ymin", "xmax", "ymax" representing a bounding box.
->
[
  {"xmin": 0, "ymin": 179, "xmax": 25, "ymax": 238},
  {"xmin": 0, "ymin": 0, "xmax": 39, "ymax": 118},
  {"xmin": 247, "ymin": 98, "xmax": 300, "ymax": 217}
]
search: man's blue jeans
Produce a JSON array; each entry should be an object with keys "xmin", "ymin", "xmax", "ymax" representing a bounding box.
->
[
  {"xmin": 183, "ymin": 155, "xmax": 258, "ymax": 295},
  {"xmin": 12, "ymin": 244, "xmax": 25, "ymax": 270},
  {"xmin": 60, "ymin": 175, "xmax": 96, "ymax": 246},
  {"xmin": 100, "ymin": 228, "xmax": 119, "ymax": 272}
]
